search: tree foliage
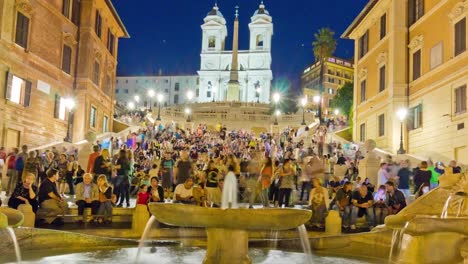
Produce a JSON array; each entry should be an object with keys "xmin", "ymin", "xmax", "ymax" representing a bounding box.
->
[
  {"xmin": 330, "ymin": 81, "xmax": 353, "ymax": 117},
  {"xmin": 312, "ymin": 28, "xmax": 337, "ymax": 63}
]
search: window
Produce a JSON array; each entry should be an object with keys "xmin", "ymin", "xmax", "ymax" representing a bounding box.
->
[
  {"xmin": 93, "ymin": 61, "xmax": 100, "ymax": 85},
  {"xmin": 328, "ymin": 77, "xmax": 335, "ymax": 83},
  {"xmin": 95, "ymin": 10, "xmax": 102, "ymax": 38},
  {"xmin": 256, "ymin": 34, "xmax": 264, "ymax": 48},
  {"xmin": 412, "ymin": 50, "xmax": 421, "ymax": 80},
  {"xmin": 455, "ymin": 18, "xmax": 466, "ymax": 56},
  {"xmin": 409, "ymin": 0, "xmax": 424, "ymax": 25},
  {"xmin": 165, "ymin": 89, "xmax": 168, "ymax": 93},
  {"xmin": 124, "ymin": 89, "xmax": 129, "ymax": 94},
  {"xmin": 174, "ymin": 82, "xmax": 180, "ymax": 91},
  {"xmin": 116, "ymin": 89, "xmax": 119, "ymax": 94},
  {"xmin": 105, "ymin": 75, "xmax": 111, "ymax": 95},
  {"xmin": 103, "ymin": 116, "xmax": 108, "ymax": 133},
  {"xmin": 207, "ymin": 91, "xmax": 212, "ymax": 97},
  {"xmin": 5, "ymin": 73, "xmax": 32, "ymax": 107},
  {"xmin": 125, "ymin": 80, "xmax": 128, "ymax": 83},
  {"xmin": 71, "ymin": 0, "xmax": 80, "ymax": 25},
  {"xmin": 327, "ymin": 69, "xmax": 334, "ymax": 75},
  {"xmin": 143, "ymin": 101, "xmax": 147, "ymax": 107},
  {"xmin": 62, "ymin": 0, "xmax": 71, "ymax": 19},
  {"xmin": 54, "ymin": 94, "xmax": 67, "ymax": 120},
  {"xmin": 360, "ymin": 123, "xmax": 366, "ymax": 142},
  {"xmin": 455, "ymin": 85, "xmax": 467, "ymax": 115},
  {"xmin": 165, "ymin": 79, "xmax": 169, "ymax": 83},
  {"xmin": 379, "ymin": 65, "xmax": 386, "ymax": 92},
  {"xmin": 208, "ymin": 36, "xmax": 216, "ymax": 48},
  {"xmin": 174, "ymin": 94, "xmax": 179, "ymax": 104},
  {"xmin": 430, "ymin": 42, "xmax": 443, "ymax": 69},
  {"xmin": 107, "ymin": 30, "xmax": 115, "ymax": 55},
  {"xmin": 196, "ymin": 89, "xmax": 199, "ymax": 97},
  {"xmin": 90, "ymin": 106, "xmax": 97, "ymax": 128},
  {"xmin": 380, "ymin": 14, "xmax": 387, "ymax": 39},
  {"xmin": 15, "ymin": 12, "xmax": 29, "ymax": 49},
  {"xmin": 378, "ymin": 114, "xmax": 385, "ymax": 137},
  {"xmin": 408, "ymin": 104, "xmax": 423, "ymax": 130},
  {"xmin": 360, "ymin": 80, "xmax": 366, "ymax": 103},
  {"xmin": 338, "ymin": 80, "xmax": 342, "ymax": 85},
  {"xmin": 62, "ymin": 45, "xmax": 72, "ymax": 74},
  {"xmin": 358, "ymin": 30, "xmax": 369, "ymax": 59},
  {"xmin": 328, "ymin": 88, "xmax": 334, "ymax": 94}
]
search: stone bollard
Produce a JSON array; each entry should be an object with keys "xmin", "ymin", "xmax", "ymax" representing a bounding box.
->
[
  {"xmin": 0, "ymin": 212, "xmax": 7, "ymax": 228},
  {"xmin": 325, "ymin": 210, "xmax": 342, "ymax": 235},
  {"xmin": 132, "ymin": 204, "xmax": 150, "ymax": 236},
  {"xmin": 17, "ymin": 204, "xmax": 35, "ymax": 228}
]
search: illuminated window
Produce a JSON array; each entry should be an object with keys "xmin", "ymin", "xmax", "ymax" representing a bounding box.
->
[
  {"xmin": 90, "ymin": 106, "xmax": 97, "ymax": 128},
  {"xmin": 208, "ymin": 36, "xmax": 216, "ymax": 48},
  {"xmin": 6, "ymin": 74, "xmax": 32, "ymax": 107},
  {"xmin": 256, "ymin": 34, "xmax": 264, "ymax": 48}
]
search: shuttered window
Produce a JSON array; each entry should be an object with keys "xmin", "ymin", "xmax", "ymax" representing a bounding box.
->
[
  {"xmin": 455, "ymin": 18, "xmax": 466, "ymax": 56},
  {"xmin": 71, "ymin": 0, "xmax": 80, "ymax": 25},
  {"xmin": 15, "ymin": 12, "xmax": 29, "ymax": 49},
  {"xmin": 90, "ymin": 106, "xmax": 97, "ymax": 128},
  {"xmin": 409, "ymin": 0, "xmax": 424, "ymax": 26},
  {"xmin": 408, "ymin": 104, "xmax": 423, "ymax": 130},
  {"xmin": 360, "ymin": 80, "xmax": 366, "ymax": 103},
  {"xmin": 5, "ymin": 73, "xmax": 32, "ymax": 107},
  {"xmin": 360, "ymin": 123, "xmax": 366, "ymax": 142},
  {"xmin": 379, "ymin": 65, "xmax": 386, "ymax": 92},
  {"xmin": 455, "ymin": 85, "xmax": 467, "ymax": 115},
  {"xmin": 359, "ymin": 30, "xmax": 369, "ymax": 59},
  {"xmin": 62, "ymin": 0, "xmax": 71, "ymax": 19},
  {"xmin": 93, "ymin": 61, "xmax": 100, "ymax": 85},
  {"xmin": 412, "ymin": 50, "xmax": 421, "ymax": 80},
  {"xmin": 107, "ymin": 30, "xmax": 115, "ymax": 55},
  {"xmin": 95, "ymin": 10, "xmax": 102, "ymax": 38},
  {"xmin": 62, "ymin": 45, "xmax": 72, "ymax": 74},
  {"xmin": 380, "ymin": 14, "xmax": 387, "ymax": 40},
  {"xmin": 378, "ymin": 114, "xmax": 385, "ymax": 137}
]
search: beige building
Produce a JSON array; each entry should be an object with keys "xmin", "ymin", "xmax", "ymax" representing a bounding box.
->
[
  {"xmin": 301, "ymin": 56, "xmax": 354, "ymax": 114},
  {"xmin": 0, "ymin": 0, "xmax": 129, "ymax": 150},
  {"xmin": 343, "ymin": 0, "xmax": 468, "ymax": 163}
]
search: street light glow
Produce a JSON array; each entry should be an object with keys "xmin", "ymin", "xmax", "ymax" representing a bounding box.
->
[
  {"xmin": 300, "ymin": 97, "xmax": 307, "ymax": 107},
  {"xmin": 334, "ymin": 109, "xmax": 340, "ymax": 115},
  {"xmin": 148, "ymin": 89, "xmax": 155, "ymax": 98},
  {"xmin": 313, "ymin": 95, "xmax": 320, "ymax": 104},
  {"xmin": 185, "ymin": 108, "xmax": 191, "ymax": 114},
  {"xmin": 63, "ymin": 98, "xmax": 75, "ymax": 110},
  {"xmin": 128, "ymin": 102, "xmax": 135, "ymax": 109},
  {"xmin": 157, "ymin": 93, "xmax": 164, "ymax": 102},
  {"xmin": 397, "ymin": 108, "xmax": 408, "ymax": 121},
  {"xmin": 275, "ymin": 110, "xmax": 281, "ymax": 116},
  {"xmin": 186, "ymin": 90, "xmax": 194, "ymax": 101},
  {"xmin": 273, "ymin": 92, "xmax": 281, "ymax": 103},
  {"xmin": 134, "ymin": 95, "xmax": 140, "ymax": 102}
]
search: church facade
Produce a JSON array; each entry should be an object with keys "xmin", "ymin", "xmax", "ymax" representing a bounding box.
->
[{"xmin": 198, "ymin": 3, "xmax": 273, "ymax": 103}]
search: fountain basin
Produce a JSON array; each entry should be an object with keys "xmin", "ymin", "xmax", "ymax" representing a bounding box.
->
[
  {"xmin": 148, "ymin": 203, "xmax": 312, "ymax": 264},
  {"xmin": 0, "ymin": 208, "xmax": 24, "ymax": 227}
]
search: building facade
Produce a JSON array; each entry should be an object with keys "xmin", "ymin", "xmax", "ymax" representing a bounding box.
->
[
  {"xmin": 115, "ymin": 75, "xmax": 199, "ymax": 108},
  {"xmin": 197, "ymin": 3, "xmax": 273, "ymax": 103},
  {"xmin": 0, "ymin": 0, "xmax": 128, "ymax": 149},
  {"xmin": 343, "ymin": 0, "xmax": 468, "ymax": 164},
  {"xmin": 301, "ymin": 56, "xmax": 354, "ymax": 113}
]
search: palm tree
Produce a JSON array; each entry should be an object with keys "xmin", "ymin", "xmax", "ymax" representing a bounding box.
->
[{"xmin": 312, "ymin": 28, "xmax": 337, "ymax": 123}]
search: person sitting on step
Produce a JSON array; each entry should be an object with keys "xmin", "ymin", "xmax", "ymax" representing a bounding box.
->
[{"xmin": 75, "ymin": 173, "xmax": 100, "ymax": 224}]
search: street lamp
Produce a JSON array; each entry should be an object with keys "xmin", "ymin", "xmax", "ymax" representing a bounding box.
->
[
  {"xmin": 185, "ymin": 107, "xmax": 192, "ymax": 122},
  {"xmin": 397, "ymin": 108, "xmax": 408, "ymax": 154},
  {"xmin": 313, "ymin": 95, "xmax": 320, "ymax": 118},
  {"xmin": 256, "ymin": 87, "xmax": 261, "ymax": 103},
  {"xmin": 274, "ymin": 109, "xmax": 281, "ymax": 125},
  {"xmin": 334, "ymin": 109, "xmax": 340, "ymax": 116},
  {"xmin": 156, "ymin": 93, "xmax": 163, "ymax": 121},
  {"xmin": 134, "ymin": 95, "xmax": 140, "ymax": 110},
  {"xmin": 186, "ymin": 90, "xmax": 194, "ymax": 101},
  {"xmin": 272, "ymin": 93, "xmax": 281, "ymax": 125},
  {"xmin": 63, "ymin": 98, "xmax": 75, "ymax": 143},
  {"xmin": 128, "ymin": 102, "xmax": 135, "ymax": 110},
  {"xmin": 300, "ymin": 97, "xmax": 307, "ymax": 125},
  {"xmin": 148, "ymin": 90, "xmax": 155, "ymax": 112}
]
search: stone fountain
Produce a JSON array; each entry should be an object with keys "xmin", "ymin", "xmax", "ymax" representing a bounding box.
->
[
  {"xmin": 147, "ymin": 172, "xmax": 312, "ymax": 264},
  {"xmin": 0, "ymin": 208, "xmax": 25, "ymax": 263}
]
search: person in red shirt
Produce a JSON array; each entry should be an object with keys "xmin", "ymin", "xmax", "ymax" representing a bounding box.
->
[
  {"xmin": 137, "ymin": 184, "xmax": 150, "ymax": 205},
  {"xmin": 87, "ymin": 145, "xmax": 101, "ymax": 173}
]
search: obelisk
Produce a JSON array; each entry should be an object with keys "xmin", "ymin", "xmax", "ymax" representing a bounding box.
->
[{"xmin": 226, "ymin": 6, "xmax": 240, "ymax": 101}]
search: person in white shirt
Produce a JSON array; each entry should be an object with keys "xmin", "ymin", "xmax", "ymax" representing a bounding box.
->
[
  {"xmin": 377, "ymin": 163, "xmax": 389, "ymax": 187},
  {"xmin": 173, "ymin": 177, "xmax": 194, "ymax": 204}
]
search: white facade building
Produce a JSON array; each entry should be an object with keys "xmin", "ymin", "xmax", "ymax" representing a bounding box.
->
[
  {"xmin": 115, "ymin": 75, "xmax": 199, "ymax": 108},
  {"xmin": 198, "ymin": 3, "xmax": 273, "ymax": 103}
]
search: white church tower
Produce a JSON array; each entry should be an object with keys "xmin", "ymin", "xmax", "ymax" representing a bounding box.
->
[{"xmin": 198, "ymin": 2, "xmax": 273, "ymax": 103}]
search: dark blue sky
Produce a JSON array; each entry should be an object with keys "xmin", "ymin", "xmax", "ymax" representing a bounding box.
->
[{"xmin": 113, "ymin": 0, "xmax": 368, "ymax": 90}]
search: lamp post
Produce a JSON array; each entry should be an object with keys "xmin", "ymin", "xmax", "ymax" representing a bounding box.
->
[
  {"xmin": 300, "ymin": 97, "xmax": 307, "ymax": 125},
  {"xmin": 185, "ymin": 107, "xmax": 191, "ymax": 122},
  {"xmin": 256, "ymin": 87, "xmax": 261, "ymax": 103},
  {"xmin": 272, "ymin": 92, "xmax": 280, "ymax": 125},
  {"xmin": 128, "ymin": 102, "xmax": 135, "ymax": 110},
  {"xmin": 274, "ymin": 110, "xmax": 281, "ymax": 125},
  {"xmin": 148, "ymin": 90, "xmax": 155, "ymax": 112},
  {"xmin": 63, "ymin": 98, "xmax": 75, "ymax": 143},
  {"xmin": 186, "ymin": 90, "xmax": 194, "ymax": 122},
  {"xmin": 313, "ymin": 95, "xmax": 320, "ymax": 119},
  {"xmin": 134, "ymin": 95, "xmax": 140, "ymax": 110},
  {"xmin": 156, "ymin": 93, "xmax": 163, "ymax": 121},
  {"xmin": 334, "ymin": 109, "xmax": 340, "ymax": 116},
  {"xmin": 397, "ymin": 108, "xmax": 408, "ymax": 154}
]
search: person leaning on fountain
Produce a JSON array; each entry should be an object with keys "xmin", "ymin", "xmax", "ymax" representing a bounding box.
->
[
  {"xmin": 37, "ymin": 168, "xmax": 68, "ymax": 226},
  {"xmin": 75, "ymin": 173, "xmax": 100, "ymax": 223},
  {"xmin": 8, "ymin": 172, "xmax": 39, "ymax": 213},
  {"xmin": 173, "ymin": 177, "xmax": 195, "ymax": 204},
  {"xmin": 350, "ymin": 185, "xmax": 375, "ymax": 230}
]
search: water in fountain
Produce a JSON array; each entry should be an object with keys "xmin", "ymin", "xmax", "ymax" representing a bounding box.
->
[
  {"xmin": 221, "ymin": 171, "xmax": 239, "ymax": 209},
  {"xmin": 297, "ymin": 224, "xmax": 313, "ymax": 264},
  {"xmin": 441, "ymin": 195, "xmax": 453, "ymax": 218},
  {"xmin": 5, "ymin": 227, "xmax": 22, "ymax": 263},
  {"xmin": 456, "ymin": 198, "xmax": 465, "ymax": 217},
  {"xmin": 388, "ymin": 222, "xmax": 409, "ymax": 263},
  {"xmin": 136, "ymin": 215, "xmax": 158, "ymax": 263}
]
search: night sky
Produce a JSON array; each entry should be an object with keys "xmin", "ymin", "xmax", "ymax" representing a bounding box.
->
[{"xmin": 113, "ymin": 0, "xmax": 368, "ymax": 91}]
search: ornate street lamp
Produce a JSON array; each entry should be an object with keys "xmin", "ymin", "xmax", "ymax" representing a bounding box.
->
[
  {"xmin": 156, "ymin": 93, "xmax": 163, "ymax": 121},
  {"xmin": 63, "ymin": 98, "xmax": 75, "ymax": 143},
  {"xmin": 300, "ymin": 97, "xmax": 307, "ymax": 125},
  {"xmin": 148, "ymin": 90, "xmax": 155, "ymax": 112},
  {"xmin": 397, "ymin": 108, "xmax": 408, "ymax": 154}
]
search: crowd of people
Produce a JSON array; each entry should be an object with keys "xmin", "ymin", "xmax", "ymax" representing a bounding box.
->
[{"xmin": 0, "ymin": 121, "xmax": 464, "ymax": 231}]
